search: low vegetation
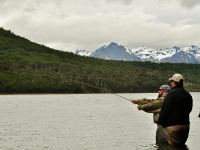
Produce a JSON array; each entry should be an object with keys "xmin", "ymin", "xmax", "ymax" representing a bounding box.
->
[{"xmin": 0, "ymin": 27, "xmax": 200, "ymax": 93}]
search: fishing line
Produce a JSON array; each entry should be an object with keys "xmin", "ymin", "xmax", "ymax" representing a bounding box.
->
[{"xmin": 67, "ymin": 76, "xmax": 132, "ymax": 102}]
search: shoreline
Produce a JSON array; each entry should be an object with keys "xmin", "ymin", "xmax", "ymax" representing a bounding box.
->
[{"xmin": 0, "ymin": 91, "xmax": 200, "ymax": 95}]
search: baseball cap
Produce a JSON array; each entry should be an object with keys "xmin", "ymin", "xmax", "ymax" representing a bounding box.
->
[
  {"xmin": 169, "ymin": 73, "xmax": 184, "ymax": 82},
  {"xmin": 160, "ymin": 85, "xmax": 171, "ymax": 92}
]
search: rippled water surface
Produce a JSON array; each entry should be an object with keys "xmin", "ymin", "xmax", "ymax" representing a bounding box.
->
[{"xmin": 0, "ymin": 93, "xmax": 199, "ymax": 150}]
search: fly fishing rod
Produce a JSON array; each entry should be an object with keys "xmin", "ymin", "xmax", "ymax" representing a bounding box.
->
[
  {"xmin": 67, "ymin": 76, "xmax": 132, "ymax": 102},
  {"xmin": 112, "ymin": 93, "xmax": 132, "ymax": 101}
]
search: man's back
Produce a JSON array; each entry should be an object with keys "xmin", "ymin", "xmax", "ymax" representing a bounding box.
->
[{"xmin": 159, "ymin": 87, "xmax": 193, "ymax": 127}]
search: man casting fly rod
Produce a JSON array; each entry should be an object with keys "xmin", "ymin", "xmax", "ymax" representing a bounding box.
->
[
  {"xmin": 131, "ymin": 73, "xmax": 193, "ymax": 147},
  {"xmin": 131, "ymin": 84, "xmax": 171, "ymax": 144}
]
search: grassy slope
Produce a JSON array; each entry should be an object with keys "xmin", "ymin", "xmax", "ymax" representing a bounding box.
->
[{"xmin": 0, "ymin": 27, "xmax": 200, "ymax": 93}]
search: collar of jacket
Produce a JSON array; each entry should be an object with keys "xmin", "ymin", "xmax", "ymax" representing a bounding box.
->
[
  {"xmin": 171, "ymin": 86, "xmax": 184, "ymax": 90},
  {"xmin": 162, "ymin": 93, "xmax": 167, "ymax": 97}
]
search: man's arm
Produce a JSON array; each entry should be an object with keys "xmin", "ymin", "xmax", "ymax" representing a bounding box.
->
[
  {"xmin": 148, "ymin": 108, "xmax": 161, "ymax": 113},
  {"xmin": 140, "ymin": 98, "xmax": 163, "ymax": 113},
  {"xmin": 131, "ymin": 98, "xmax": 154, "ymax": 105}
]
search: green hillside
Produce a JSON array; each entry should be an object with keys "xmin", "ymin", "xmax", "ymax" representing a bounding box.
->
[{"xmin": 0, "ymin": 27, "xmax": 200, "ymax": 93}]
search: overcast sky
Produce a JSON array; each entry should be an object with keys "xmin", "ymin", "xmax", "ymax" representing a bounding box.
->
[{"xmin": 1, "ymin": 0, "xmax": 200, "ymax": 51}]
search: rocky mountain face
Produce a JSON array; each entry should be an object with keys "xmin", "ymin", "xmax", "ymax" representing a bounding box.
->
[{"xmin": 90, "ymin": 42, "xmax": 141, "ymax": 61}]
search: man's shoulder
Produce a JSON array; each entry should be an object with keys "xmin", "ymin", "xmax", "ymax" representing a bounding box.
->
[
  {"xmin": 166, "ymin": 88, "xmax": 180, "ymax": 97},
  {"xmin": 184, "ymin": 90, "xmax": 193, "ymax": 100},
  {"xmin": 166, "ymin": 87, "xmax": 192, "ymax": 100},
  {"xmin": 156, "ymin": 96, "xmax": 165, "ymax": 101},
  {"xmin": 176, "ymin": 87, "xmax": 192, "ymax": 96}
]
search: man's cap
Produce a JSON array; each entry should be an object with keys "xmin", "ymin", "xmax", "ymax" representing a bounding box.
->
[
  {"xmin": 169, "ymin": 73, "xmax": 184, "ymax": 82},
  {"xmin": 159, "ymin": 85, "xmax": 171, "ymax": 92}
]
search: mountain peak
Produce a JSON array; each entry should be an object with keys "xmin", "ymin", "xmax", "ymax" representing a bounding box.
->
[
  {"xmin": 90, "ymin": 42, "xmax": 140, "ymax": 61},
  {"xmin": 104, "ymin": 42, "xmax": 121, "ymax": 48},
  {"xmin": 172, "ymin": 46, "xmax": 180, "ymax": 49}
]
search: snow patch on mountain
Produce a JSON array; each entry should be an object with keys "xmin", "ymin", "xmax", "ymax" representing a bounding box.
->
[{"xmin": 131, "ymin": 47, "xmax": 180, "ymax": 62}]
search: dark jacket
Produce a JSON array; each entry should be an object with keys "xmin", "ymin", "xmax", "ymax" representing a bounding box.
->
[{"xmin": 158, "ymin": 86, "xmax": 193, "ymax": 127}]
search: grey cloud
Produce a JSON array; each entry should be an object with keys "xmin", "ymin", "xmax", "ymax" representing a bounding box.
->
[
  {"xmin": 1, "ymin": 0, "xmax": 200, "ymax": 51},
  {"xmin": 161, "ymin": 0, "xmax": 200, "ymax": 8},
  {"xmin": 106, "ymin": 0, "xmax": 134, "ymax": 4},
  {"xmin": 144, "ymin": 1, "xmax": 200, "ymax": 26},
  {"xmin": 180, "ymin": 0, "xmax": 200, "ymax": 8}
]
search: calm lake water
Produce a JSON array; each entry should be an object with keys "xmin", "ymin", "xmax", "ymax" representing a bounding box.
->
[{"xmin": 0, "ymin": 93, "xmax": 199, "ymax": 150}]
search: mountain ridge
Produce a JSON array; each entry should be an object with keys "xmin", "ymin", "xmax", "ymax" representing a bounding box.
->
[{"xmin": 74, "ymin": 42, "xmax": 200, "ymax": 64}]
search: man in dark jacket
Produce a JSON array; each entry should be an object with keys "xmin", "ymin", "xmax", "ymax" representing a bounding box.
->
[{"xmin": 158, "ymin": 73, "xmax": 193, "ymax": 146}]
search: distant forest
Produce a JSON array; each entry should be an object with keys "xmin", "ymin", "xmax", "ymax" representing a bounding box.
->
[{"xmin": 0, "ymin": 27, "xmax": 200, "ymax": 93}]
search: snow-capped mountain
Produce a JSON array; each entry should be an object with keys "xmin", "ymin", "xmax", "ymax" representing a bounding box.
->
[
  {"xmin": 162, "ymin": 51, "xmax": 199, "ymax": 63},
  {"xmin": 73, "ymin": 42, "xmax": 200, "ymax": 64},
  {"xmin": 182, "ymin": 45, "xmax": 200, "ymax": 61},
  {"xmin": 90, "ymin": 42, "xmax": 141, "ymax": 61}
]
